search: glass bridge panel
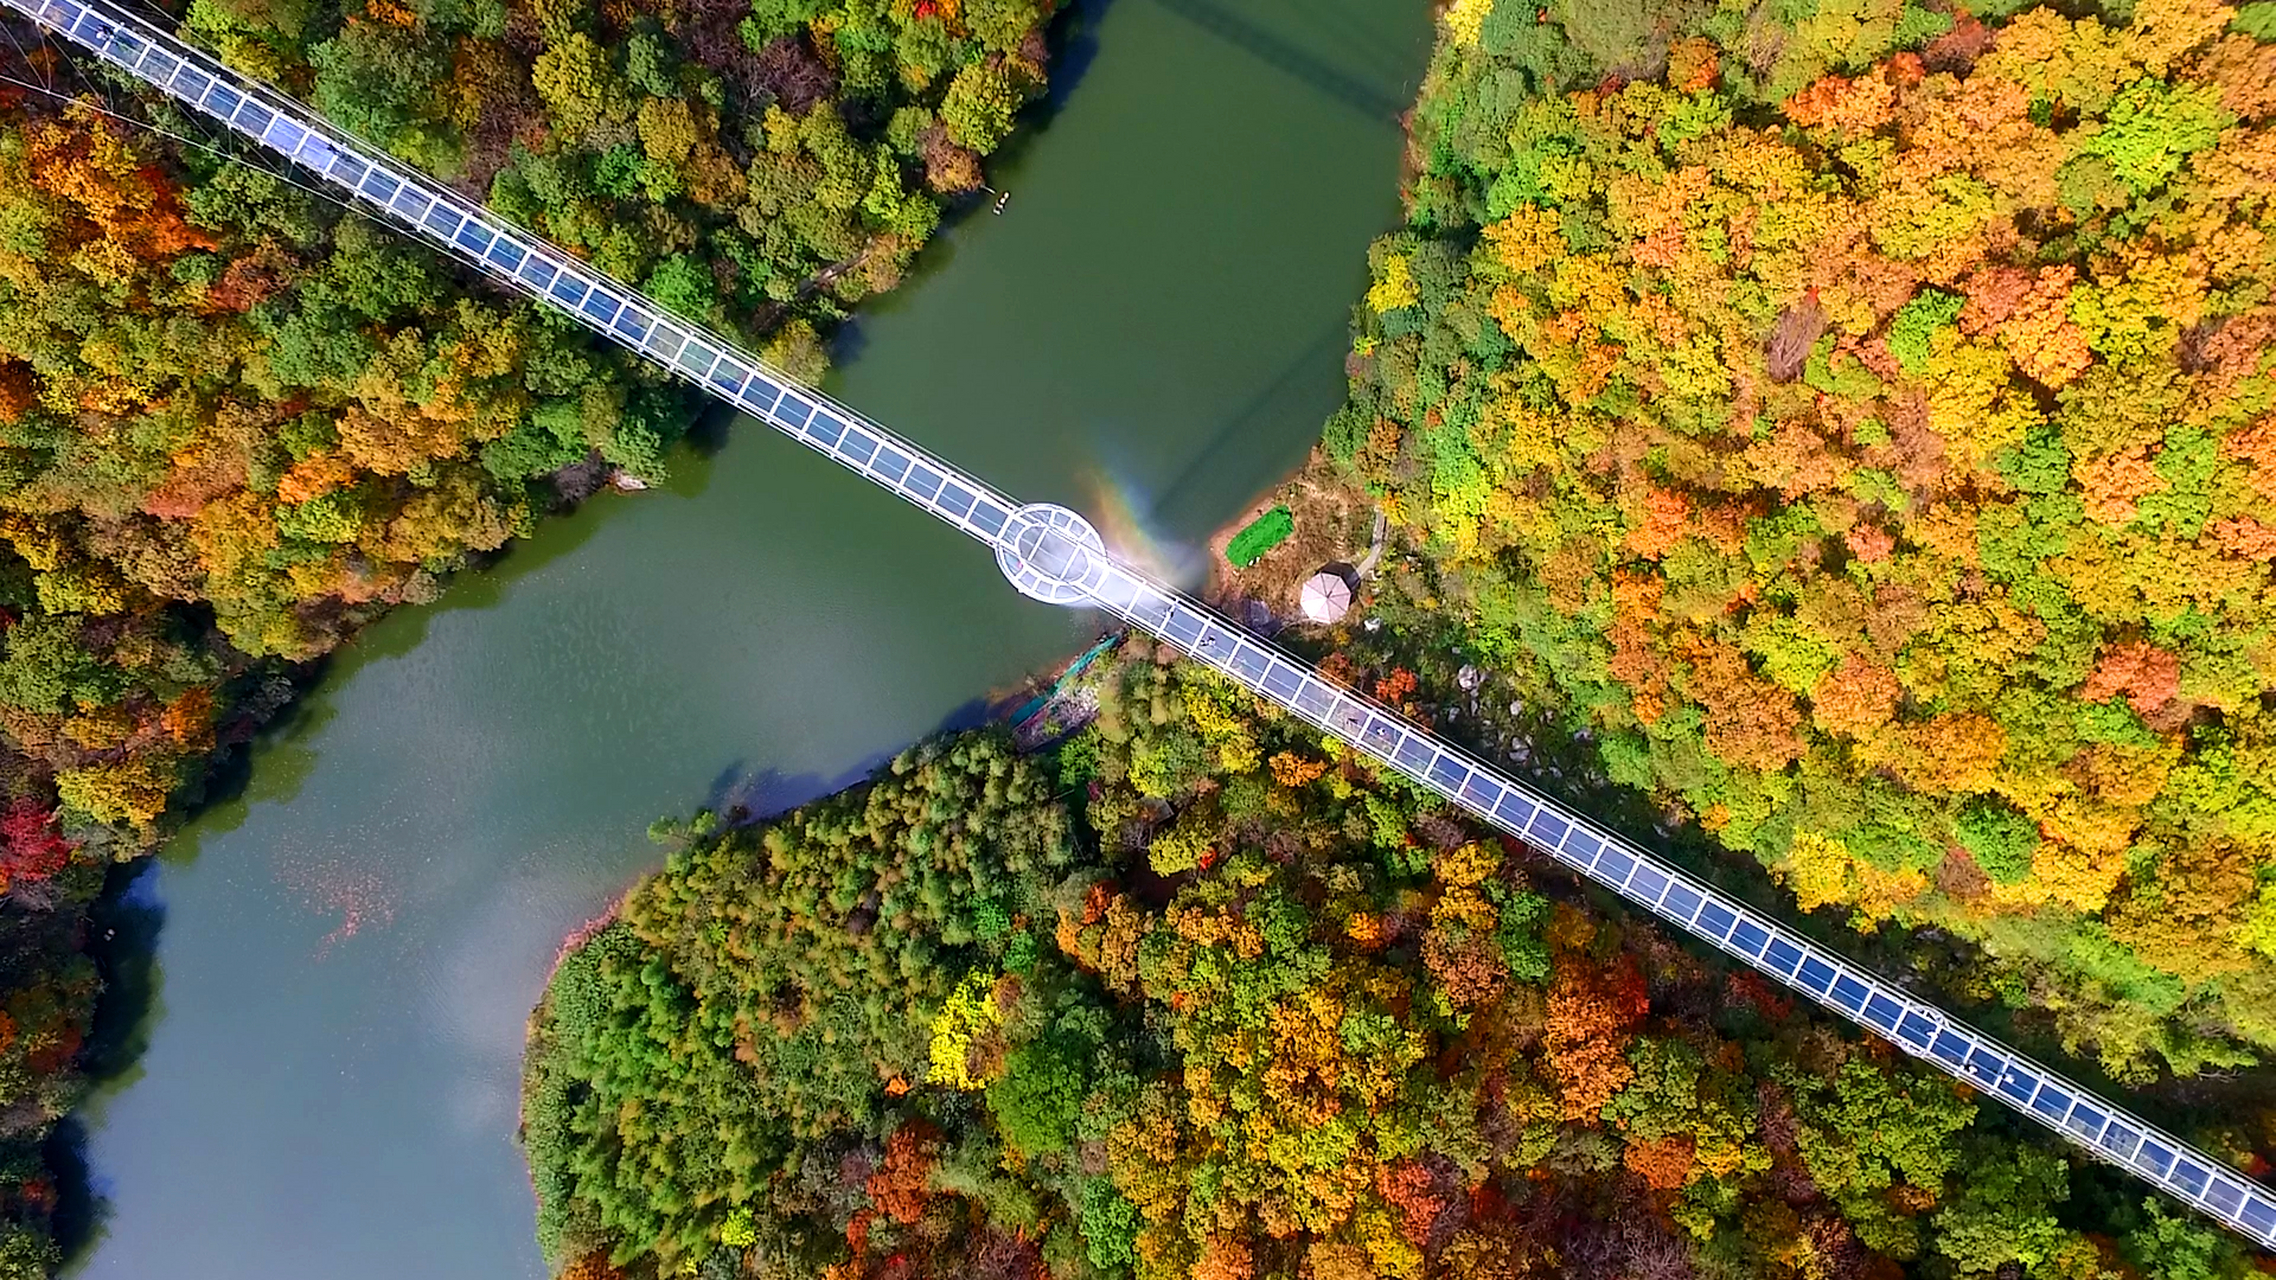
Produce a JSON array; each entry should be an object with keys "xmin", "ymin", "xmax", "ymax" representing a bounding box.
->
[
  {"xmin": 1261, "ymin": 663, "xmax": 1300, "ymax": 701},
  {"xmin": 1593, "ymin": 847, "xmax": 1636, "ymax": 885},
  {"xmin": 1361, "ymin": 715, "xmax": 1399, "ymax": 751},
  {"xmin": 871, "ymin": 448, "xmax": 909, "ymax": 482},
  {"xmin": 2029, "ymin": 1083, "xmax": 2073, "ymax": 1122},
  {"xmin": 1830, "ymin": 974, "xmax": 1871, "ymax": 1013},
  {"xmin": 1663, "ymin": 882, "xmax": 1703, "ymax": 920},
  {"xmin": 1731, "ymin": 917, "xmax": 1772, "ymax": 957},
  {"xmin": 644, "ymin": 324, "xmax": 686, "ymax": 360},
  {"xmin": 1996, "ymin": 1070, "xmax": 2037, "ymax": 1105},
  {"xmin": 1629, "ymin": 864, "xmax": 1669, "ymax": 903},
  {"xmin": 1123, "ymin": 589, "xmax": 1174, "ymax": 630},
  {"xmin": 2137, "ymin": 1141, "xmax": 2176, "ymax": 1177},
  {"xmin": 1489, "ymin": 788, "xmax": 1531, "ymax": 828},
  {"xmin": 610, "ymin": 308, "xmax": 650, "ymax": 342},
  {"xmin": 2104, "ymin": 1123, "xmax": 2144, "ymax": 1159},
  {"xmin": 740, "ymin": 380, "xmax": 780, "ymax": 415},
  {"xmin": 1427, "ymin": 754, "xmax": 1466, "ymax": 793},
  {"xmin": 261, "ymin": 115, "xmax": 306, "ymax": 154},
  {"xmin": 484, "ymin": 238, "xmax": 526, "ymax": 273},
  {"xmin": 1797, "ymin": 955, "xmax": 1837, "ymax": 992},
  {"xmin": 1697, "ymin": 900, "xmax": 1737, "ymax": 937},
  {"xmin": 1565, "ymin": 828, "xmax": 1605, "ymax": 867},
  {"xmin": 203, "ymin": 82, "xmax": 243, "ymax": 120},
  {"xmin": 1528, "ymin": 810, "xmax": 1570, "ymax": 848},
  {"xmin": 1227, "ymin": 644, "xmax": 1268, "ymax": 683},
  {"xmin": 359, "ymin": 168, "xmax": 401, "ymax": 205},
  {"xmin": 1925, "ymin": 1030, "xmax": 1969, "ymax": 1070}
]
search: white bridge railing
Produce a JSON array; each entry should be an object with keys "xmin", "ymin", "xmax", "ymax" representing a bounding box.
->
[{"xmin": 17, "ymin": 0, "xmax": 2276, "ymax": 1251}]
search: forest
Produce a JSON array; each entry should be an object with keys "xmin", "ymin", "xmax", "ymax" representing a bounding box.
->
[
  {"xmin": 524, "ymin": 645, "xmax": 2276, "ymax": 1280},
  {"xmin": 0, "ymin": 0, "xmax": 1064, "ymax": 1270},
  {"xmin": 1319, "ymin": 0, "xmax": 2276, "ymax": 1086}
]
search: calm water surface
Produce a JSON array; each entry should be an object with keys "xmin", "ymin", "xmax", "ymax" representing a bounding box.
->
[{"xmin": 72, "ymin": 3, "xmax": 1428, "ymax": 1275}]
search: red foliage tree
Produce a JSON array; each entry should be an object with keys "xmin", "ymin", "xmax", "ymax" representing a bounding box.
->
[{"xmin": 0, "ymin": 801, "xmax": 72, "ymax": 896}]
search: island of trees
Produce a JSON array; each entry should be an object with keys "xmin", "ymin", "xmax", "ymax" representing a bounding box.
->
[{"xmin": 0, "ymin": 0, "xmax": 1064, "ymax": 1271}]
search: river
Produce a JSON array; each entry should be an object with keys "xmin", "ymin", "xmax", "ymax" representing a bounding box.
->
[{"xmin": 68, "ymin": 3, "xmax": 1428, "ymax": 1275}]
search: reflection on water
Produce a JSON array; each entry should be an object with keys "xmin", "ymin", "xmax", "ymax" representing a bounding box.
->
[{"xmin": 68, "ymin": 3, "xmax": 1430, "ymax": 1277}]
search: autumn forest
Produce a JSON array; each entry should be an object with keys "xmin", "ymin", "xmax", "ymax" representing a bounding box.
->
[{"xmin": 0, "ymin": 0, "xmax": 2274, "ymax": 1275}]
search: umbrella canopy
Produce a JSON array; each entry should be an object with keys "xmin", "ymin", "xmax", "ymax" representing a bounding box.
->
[{"xmin": 1300, "ymin": 571, "xmax": 1353, "ymax": 623}]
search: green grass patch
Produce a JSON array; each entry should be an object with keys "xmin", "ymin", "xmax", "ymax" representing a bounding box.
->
[{"xmin": 1226, "ymin": 506, "xmax": 1294, "ymax": 567}]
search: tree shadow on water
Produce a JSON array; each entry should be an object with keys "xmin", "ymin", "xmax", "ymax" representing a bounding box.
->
[
  {"xmin": 1045, "ymin": 0, "xmax": 1116, "ymax": 109},
  {"xmin": 53, "ymin": 859, "xmax": 169, "ymax": 1268},
  {"xmin": 157, "ymin": 680, "xmax": 343, "ymax": 868},
  {"xmin": 674, "ymin": 399, "xmax": 746, "ymax": 463},
  {"xmin": 704, "ymin": 762, "xmax": 847, "ymax": 828},
  {"xmin": 700, "ymin": 696, "xmax": 1004, "ymax": 828}
]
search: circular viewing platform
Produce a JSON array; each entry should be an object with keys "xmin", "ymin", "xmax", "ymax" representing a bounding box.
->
[{"xmin": 995, "ymin": 503, "xmax": 1107, "ymax": 606}]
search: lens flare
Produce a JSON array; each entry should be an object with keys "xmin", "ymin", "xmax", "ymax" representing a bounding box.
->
[{"xmin": 1080, "ymin": 465, "xmax": 1210, "ymax": 591}]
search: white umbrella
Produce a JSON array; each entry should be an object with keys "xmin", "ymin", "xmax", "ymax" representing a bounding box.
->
[{"xmin": 1300, "ymin": 572, "xmax": 1353, "ymax": 623}]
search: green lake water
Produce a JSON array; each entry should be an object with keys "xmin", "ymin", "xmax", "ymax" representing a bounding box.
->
[{"xmin": 70, "ymin": 3, "xmax": 1429, "ymax": 1275}]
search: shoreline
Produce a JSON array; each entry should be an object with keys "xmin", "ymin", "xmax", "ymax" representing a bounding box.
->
[{"xmin": 1198, "ymin": 445, "xmax": 1383, "ymax": 625}]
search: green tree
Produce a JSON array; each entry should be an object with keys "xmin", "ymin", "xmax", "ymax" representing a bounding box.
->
[
  {"xmin": 939, "ymin": 61, "xmax": 1022, "ymax": 154},
  {"xmin": 1931, "ymin": 1144, "xmax": 2073, "ymax": 1274},
  {"xmin": 532, "ymin": 33, "xmax": 626, "ymax": 139}
]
